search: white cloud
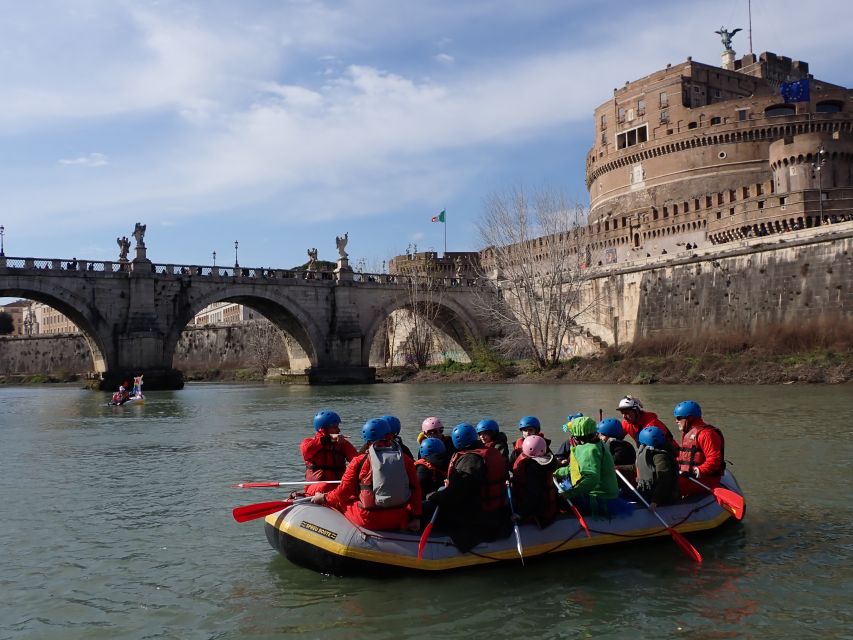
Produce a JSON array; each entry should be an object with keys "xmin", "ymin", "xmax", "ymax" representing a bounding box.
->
[
  {"xmin": 59, "ymin": 153, "xmax": 109, "ymax": 167},
  {"xmin": 433, "ymin": 53, "xmax": 455, "ymax": 65}
]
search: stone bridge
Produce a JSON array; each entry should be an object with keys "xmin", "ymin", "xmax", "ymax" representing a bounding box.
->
[{"xmin": 0, "ymin": 254, "xmax": 494, "ymax": 389}]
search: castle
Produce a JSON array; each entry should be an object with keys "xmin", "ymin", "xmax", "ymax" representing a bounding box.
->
[{"xmin": 585, "ymin": 46, "xmax": 851, "ymax": 258}]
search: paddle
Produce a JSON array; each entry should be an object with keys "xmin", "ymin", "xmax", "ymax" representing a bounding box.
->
[
  {"xmin": 614, "ymin": 469, "xmax": 702, "ymax": 564},
  {"xmin": 417, "ymin": 506, "xmax": 440, "ymax": 562},
  {"xmin": 553, "ymin": 477, "xmax": 592, "ymax": 538},
  {"xmin": 506, "ymin": 485, "xmax": 525, "ymax": 566},
  {"xmin": 232, "ymin": 498, "xmax": 311, "ymax": 523},
  {"xmin": 232, "ymin": 480, "xmax": 342, "ymax": 489},
  {"xmin": 688, "ymin": 477, "xmax": 745, "ymax": 520}
]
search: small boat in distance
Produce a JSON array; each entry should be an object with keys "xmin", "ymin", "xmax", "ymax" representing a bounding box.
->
[{"xmin": 108, "ymin": 374, "xmax": 144, "ymax": 406}]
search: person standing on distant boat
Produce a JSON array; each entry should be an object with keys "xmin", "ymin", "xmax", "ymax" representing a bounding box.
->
[
  {"xmin": 673, "ymin": 401, "xmax": 726, "ymax": 497},
  {"xmin": 301, "ymin": 410, "xmax": 358, "ymax": 496}
]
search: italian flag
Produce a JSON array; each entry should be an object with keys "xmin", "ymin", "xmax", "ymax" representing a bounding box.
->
[{"xmin": 431, "ymin": 209, "xmax": 446, "ymax": 223}]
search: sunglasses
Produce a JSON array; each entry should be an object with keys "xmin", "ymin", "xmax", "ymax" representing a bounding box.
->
[
  {"xmin": 424, "ymin": 428, "xmax": 444, "ymax": 434},
  {"xmin": 675, "ymin": 416, "xmax": 688, "ymax": 420}
]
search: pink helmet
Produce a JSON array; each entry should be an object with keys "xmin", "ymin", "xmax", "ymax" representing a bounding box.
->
[
  {"xmin": 421, "ymin": 417, "xmax": 444, "ymax": 433},
  {"xmin": 522, "ymin": 434, "xmax": 547, "ymax": 458}
]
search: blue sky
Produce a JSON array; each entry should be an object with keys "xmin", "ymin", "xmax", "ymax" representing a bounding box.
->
[{"xmin": 0, "ymin": 0, "xmax": 850, "ymax": 273}]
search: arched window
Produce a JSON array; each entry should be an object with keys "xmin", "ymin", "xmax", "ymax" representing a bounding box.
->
[
  {"xmin": 816, "ymin": 101, "xmax": 842, "ymax": 113},
  {"xmin": 764, "ymin": 105, "xmax": 796, "ymax": 117}
]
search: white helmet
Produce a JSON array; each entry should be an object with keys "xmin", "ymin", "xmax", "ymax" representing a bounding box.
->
[
  {"xmin": 618, "ymin": 395, "xmax": 642, "ymax": 411},
  {"xmin": 119, "ymin": 386, "xmax": 126, "ymax": 392}
]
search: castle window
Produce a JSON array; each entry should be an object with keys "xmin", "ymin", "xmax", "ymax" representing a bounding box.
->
[
  {"xmin": 714, "ymin": 89, "xmax": 722, "ymax": 98},
  {"xmin": 684, "ymin": 201, "xmax": 690, "ymax": 213},
  {"xmin": 601, "ymin": 114, "xmax": 607, "ymax": 127},
  {"xmin": 601, "ymin": 131, "xmax": 607, "ymax": 145},
  {"xmin": 717, "ymin": 193, "xmax": 724, "ymax": 205},
  {"xmin": 816, "ymin": 101, "xmax": 842, "ymax": 113},
  {"xmin": 757, "ymin": 200, "xmax": 765, "ymax": 209},
  {"xmin": 660, "ymin": 92, "xmax": 668, "ymax": 107},
  {"xmin": 716, "ymin": 211, "xmax": 722, "ymax": 219},
  {"xmin": 663, "ymin": 206, "xmax": 669, "ymax": 218},
  {"xmin": 711, "ymin": 116, "xmax": 722, "ymax": 125},
  {"xmin": 742, "ymin": 186, "xmax": 749, "ymax": 199},
  {"xmin": 660, "ymin": 109, "xmax": 669, "ymax": 123},
  {"xmin": 652, "ymin": 208, "xmax": 659, "ymax": 221},
  {"xmin": 764, "ymin": 104, "xmax": 796, "ymax": 117},
  {"xmin": 780, "ymin": 196, "xmax": 788, "ymax": 205},
  {"xmin": 688, "ymin": 121, "xmax": 698, "ymax": 129},
  {"xmin": 737, "ymin": 108, "xmax": 749, "ymax": 121},
  {"xmin": 616, "ymin": 124, "xmax": 648, "ymax": 150},
  {"xmin": 673, "ymin": 204, "xmax": 679, "ymax": 215},
  {"xmin": 618, "ymin": 107, "xmax": 626, "ymax": 123},
  {"xmin": 756, "ymin": 184, "xmax": 763, "ymax": 196},
  {"xmin": 706, "ymin": 195, "xmax": 713, "ymax": 208},
  {"xmin": 638, "ymin": 100, "xmax": 646, "ymax": 116},
  {"xmin": 694, "ymin": 198, "xmax": 700, "ymax": 210},
  {"xmin": 729, "ymin": 189, "xmax": 737, "ymax": 202}
]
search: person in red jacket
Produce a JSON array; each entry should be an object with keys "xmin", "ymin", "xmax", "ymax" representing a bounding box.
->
[
  {"xmin": 300, "ymin": 409, "xmax": 358, "ymax": 496},
  {"xmin": 311, "ymin": 418, "xmax": 422, "ymax": 532},
  {"xmin": 617, "ymin": 395, "xmax": 678, "ymax": 456},
  {"xmin": 510, "ymin": 435, "xmax": 558, "ymax": 528},
  {"xmin": 673, "ymin": 400, "xmax": 726, "ymax": 497}
]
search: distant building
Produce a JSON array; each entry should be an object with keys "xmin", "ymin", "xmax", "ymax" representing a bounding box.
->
[
  {"xmin": 0, "ymin": 300, "xmax": 29, "ymax": 335},
  {"xmin": 31, "ymin": 302, "xmax": 80, "ymax": 335},
  {"xmin": 388, "ymin": 251, "xmax": 480, "ymax": 280},
  {"xmin": 193, "ymin": 302, "xmax": 257, "ymax": 325}
]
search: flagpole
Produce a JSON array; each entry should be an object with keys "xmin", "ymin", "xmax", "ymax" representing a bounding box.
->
[{"xmin": 444, "ymin": 210, "xmax": 447, "ymax": 257}]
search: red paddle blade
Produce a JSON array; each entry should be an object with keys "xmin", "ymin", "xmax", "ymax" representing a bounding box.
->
[
  {"xmin": 232, "ymin": 500, "xmax": 292, "ymax": 523},
  {"xmin": 669, "ymin": 528, "xmax": 703, "ymax": 563},
  {"xmin": 570, "ymin": 504, "xmax": 592, "ymax": 539},
  {"xmin": 714, "ymin": 487, "xmax": 746, "ymax": 520},
  {"xmin": 232, "ymin": 482, "xmax": 282, "ymax": 488},
  {"xmin": 417, "ymin": 521, "xmax": 435, "ymax": 561}
]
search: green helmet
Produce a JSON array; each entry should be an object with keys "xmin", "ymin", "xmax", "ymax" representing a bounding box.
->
[{"xmin": 569, "ymin": 416, "xmax": 598, "ymax": 437}]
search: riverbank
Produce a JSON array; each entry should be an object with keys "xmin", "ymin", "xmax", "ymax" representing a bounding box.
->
[{"xmin": 377, "ymin": 349, "xmax": 853, "ymax": 385}]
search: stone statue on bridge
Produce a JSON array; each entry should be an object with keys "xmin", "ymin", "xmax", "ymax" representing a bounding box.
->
[
  {"xmin": 307, "ymin": 247, "xmax": 318, "ymax": 272},
  {"xmin": 116, "ymin": 236, "xmax": 130, "ymax": 262},
  {"xmin": 336, "ymin": 232, "xmax": 349, "ymax": 259},
  {"xmin": 133, "ymin": 223, "xmax": 147, "ymax": 248}
]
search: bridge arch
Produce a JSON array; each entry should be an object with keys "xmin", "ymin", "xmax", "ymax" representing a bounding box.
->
[
  {"xmin": 361, "ymin": 291, "xmax": 486, "ymax": 366},
  {"xmin": 0, "ymin": 277, "xmax": 111, "ymax": 372},
  {"xmin": 164, "ymin": 285, "xmax": 324, "ymax": 371}
]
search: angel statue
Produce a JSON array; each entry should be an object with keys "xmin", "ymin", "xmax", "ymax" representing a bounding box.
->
[
  {"xmin": 307, "ymin": 247, "xmax": 318, "ymax": 271},
  {"xmin": 715, "ymin": 26, "xmax": 741, "ymax": 52},
  {"xmin": 335, "ymin": 232, "xmax": 349, "ymax": 259},
  {"xmin": 133, "ymin": 222, "xmax": 147, "ymax": 248},
  {"xmin": 116, "ymin": 236, "xmax": 130, "ymax": 261}
]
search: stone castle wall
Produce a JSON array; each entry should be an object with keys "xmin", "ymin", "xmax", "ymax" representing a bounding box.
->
[{"xmin": 0, "ymin": 325, "xmax": 289, "ymax": 376}]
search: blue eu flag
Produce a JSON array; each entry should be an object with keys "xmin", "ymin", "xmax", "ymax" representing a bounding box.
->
[{"xmin": 780, "ymin": 79, "xmax": 810, "ymax": 103}]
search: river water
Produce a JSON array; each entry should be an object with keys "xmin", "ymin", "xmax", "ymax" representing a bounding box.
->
[{"xmin": 0, "ymin": 383, "xmax": 850, "ymax": 639}]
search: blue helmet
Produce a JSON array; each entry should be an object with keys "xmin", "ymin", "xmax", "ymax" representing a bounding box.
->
[
  {"xmin": 381, "ymin": 415, "xmax": 402, "ymax": 435},
  {"xmin": 596, "ymin": 417, "xmax": 624, "ymax": 439},
  {"xmin": 476, "ymin": 418, "xmax": 500, "ymax": 434},
  {"xmin": 451, "ymin": 423, "xmax": 479, "ymax": 449},
  {"xmin": 518, "ymin": 416, "xmax": 541, "ymax": 431},
  {"xmin": 639, "ymin": 426, "xmax": 666, "ymax": 449},
  {"xmin": 313, "ymin": 410, "xmax": 341, "ymax": 431},
  {"xmin": 419, "ymin": 437, "xmax": 446, "ymax": 458},
  {"xmin": 674, "ymin": 401, "xmax": 702, "ymax": 419},
  {"xmin": 361, "ymin": 417, "xmax": 390, "ymax": 443},
  {"xmin": 562, "ymin": 412, "xmax": 584, "ymax": 433}
]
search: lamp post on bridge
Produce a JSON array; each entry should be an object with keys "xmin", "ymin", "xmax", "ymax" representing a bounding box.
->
[
  {"xmin": 212, "ymin": 251, "xmax": 216, "ymax": 266},
  {"xmin": 0, "ymin": 225, "xmax": 5, "ymax": 256},
  {"xmin": 234, "ymin": 241, "xmax": 239, "ymax": 269},
  {"xmin": 813, "ymin": 145, "xmax": 828, "ymax": 226}
]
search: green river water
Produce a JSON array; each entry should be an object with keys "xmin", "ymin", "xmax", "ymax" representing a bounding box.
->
[{"xmin": 0, "ymin": 383, "xmax": 851, "ymax": 639}]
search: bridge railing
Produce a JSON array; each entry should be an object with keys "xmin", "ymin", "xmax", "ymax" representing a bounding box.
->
[
  {"xmin": 353, "ymin": 272, "xmax": 482, "ymax": 287},
  {"xmin": 0, "ymin": 257, "xmax": 124, "ymax": 272}
]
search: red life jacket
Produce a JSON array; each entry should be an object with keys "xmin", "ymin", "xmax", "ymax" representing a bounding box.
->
[
  {"xmin": 511, "ymin": 454, "xmax": 557, "ymax": 522},
  {"xmin": 677, "ymin": 422, "xmax": 726, "ymax": 477},
  {"xmin": 111, "ymin": 392, "xmax": 121, "ymax": 403},
  {"xmin": 415, "ymin": 458, "xmax": 446, "ymax": 484},
  {"xmin": 449, "ymin": 446, "xmax": 507, "ymax": 512},
  {"xmin": 304, "ymin": 442, "xmax": 348, "ymax": 483}
]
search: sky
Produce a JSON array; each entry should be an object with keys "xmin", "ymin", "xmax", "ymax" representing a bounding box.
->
[{"xmin": 0, "ymin": 0, "xmax": 851, "ymax": 274}]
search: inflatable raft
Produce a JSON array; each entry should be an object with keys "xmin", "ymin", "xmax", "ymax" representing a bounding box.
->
[{"xmin": 263, "ymin": 471, "xmax": 745, "ymax": 574}]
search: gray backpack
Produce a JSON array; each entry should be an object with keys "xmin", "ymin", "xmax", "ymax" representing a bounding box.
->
[{"xmin": 360, "ymin": 441, "xmax": 410, "ymax": 509}]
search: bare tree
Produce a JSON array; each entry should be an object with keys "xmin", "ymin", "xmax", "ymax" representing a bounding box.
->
[
  {"xmin": 474, "ymin": 185, "xmax": 603, "ymax": 368},
  {"xmin": 387, "ymin": 254, "xmax": 451, "ymax": 369},
  {"xmin": 243, "ymin": 318, "xmax": 287, "ymax": 376}
]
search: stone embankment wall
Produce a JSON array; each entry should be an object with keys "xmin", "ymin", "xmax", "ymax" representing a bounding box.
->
[
  {"xmin": 579, "ymin": 223, "xmax": 852, "ymax": 350},
  {"xmin": 0, "ymin": 325, "xmax": 289, "ymax": 376}
]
